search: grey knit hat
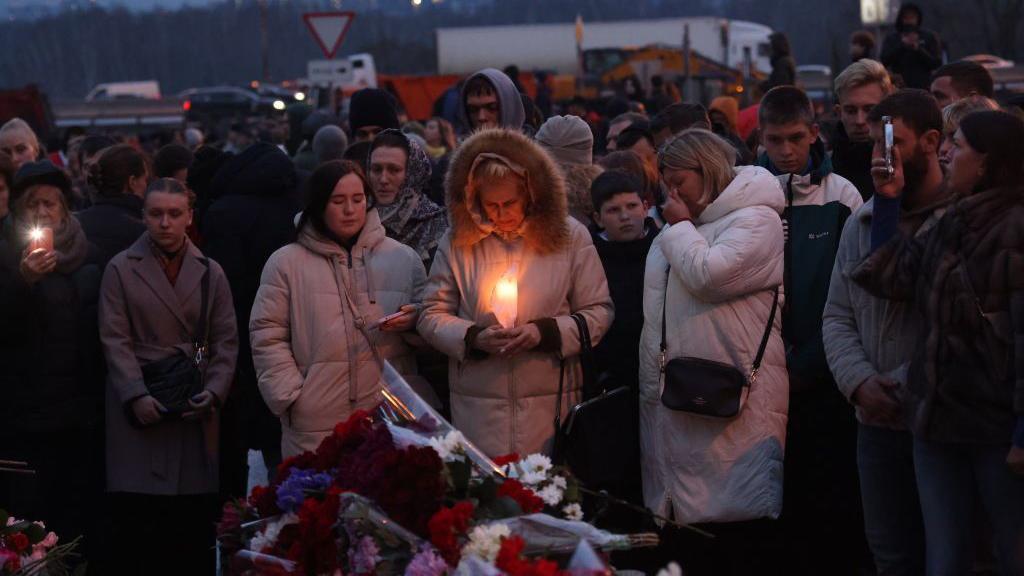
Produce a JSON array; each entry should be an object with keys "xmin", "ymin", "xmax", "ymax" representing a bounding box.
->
[{"xmin": 535, "ymin": 115, "xmax": 593, "ymax": 165}]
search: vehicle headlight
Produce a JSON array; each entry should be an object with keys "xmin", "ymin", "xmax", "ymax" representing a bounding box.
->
[{"xmin": 273, "ymin": 99, "xmax": 286, "ymax": 111}]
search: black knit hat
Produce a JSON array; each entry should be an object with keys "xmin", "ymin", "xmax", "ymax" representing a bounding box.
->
[
  {"xmin": 11, "ymin": 160, "xmax": 72, "ymax": 205},
  {"xmin": 348, "ymin": 88, "xmax": 400, "ymax": 134}
]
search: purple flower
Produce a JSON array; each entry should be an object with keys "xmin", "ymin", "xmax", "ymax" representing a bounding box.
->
[
  {"xmin": 405, "ymin": 547, "xmax": 449, "ymax": 576},
  {"xmin": 275, "ymin": 468, "xmax": 334, "ymax": 513},
  {"xmin": 350, "ymin": 535, "xmax": 381, "ymax": 574}
]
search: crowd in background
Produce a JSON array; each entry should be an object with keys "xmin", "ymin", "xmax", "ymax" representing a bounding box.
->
[{"xmin": 1, "ymin": 2, "xmax": 1023, "ymax": 575}]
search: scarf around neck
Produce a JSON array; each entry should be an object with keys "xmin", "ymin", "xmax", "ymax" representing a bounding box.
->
[{"xmin": 375, "ymin": 134, "xmax": 448, "ymax": 262}]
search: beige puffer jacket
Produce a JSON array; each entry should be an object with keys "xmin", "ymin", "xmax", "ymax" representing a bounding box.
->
[
  {"xmin": 418, "ymin": 128, "xmax": 614, "ymax": 458},
  {"xmin": 250, "ymin": 209, "xmax": 425, "ymax": 457}
]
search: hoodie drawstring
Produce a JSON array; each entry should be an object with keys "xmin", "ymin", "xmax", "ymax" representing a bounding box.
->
[{"xmin": 363, "ymin": 245, "xmax": 377, "ymax": 305}]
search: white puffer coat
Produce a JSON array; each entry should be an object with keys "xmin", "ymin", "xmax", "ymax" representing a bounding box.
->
[{"xmin": 639, "ymin": 166, "xmax": 789, "ymax": 524}]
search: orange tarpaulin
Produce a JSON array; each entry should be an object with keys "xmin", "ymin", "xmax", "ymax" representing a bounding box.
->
[{"xmin": 379, "ymin": 73, "xmax": 537, "ymax": 122}]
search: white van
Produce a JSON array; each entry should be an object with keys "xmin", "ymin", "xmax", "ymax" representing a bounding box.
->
[{"xmin": 86, "ymin": 81, "xmax": 162, "ymax": 101}]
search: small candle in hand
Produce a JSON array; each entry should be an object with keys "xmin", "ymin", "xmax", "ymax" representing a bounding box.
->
[
  {"xmin": 491, "ymin": 266, "xmax": 518, "ymax": 329},
  {"xmin": 29, "ymin": 226, "xmax": 53, "ymax": 253}
]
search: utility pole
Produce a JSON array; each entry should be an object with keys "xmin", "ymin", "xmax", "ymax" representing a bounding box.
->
[{"xmin": 259, "ymin": 0, "xmax": 270, "ymax": 82}]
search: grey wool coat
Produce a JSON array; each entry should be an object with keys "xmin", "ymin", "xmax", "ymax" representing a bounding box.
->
[{"xmin": 99, "ymin": 233, "xmax": 238, "ymax": 495}]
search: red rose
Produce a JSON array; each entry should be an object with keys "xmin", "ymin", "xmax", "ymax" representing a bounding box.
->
[
  {"xmin": 10, "ymin": 533, "xmax": 30, "ymax": 553},
  {"xmin": 498, "ymin": 479, "xmax": 545, "ymax": 514}
]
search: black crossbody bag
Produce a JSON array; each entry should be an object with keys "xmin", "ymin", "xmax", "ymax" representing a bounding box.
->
[
  {"xmin": 131, "ymin": 265, "xmax": 211, "ymax": 425},
  {"xmin": 659, "ymin": 268, "xmax": 779, "ymax": 418}
]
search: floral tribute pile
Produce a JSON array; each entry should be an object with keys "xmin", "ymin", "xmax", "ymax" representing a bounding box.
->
[
  {"xmin": 0, "ymin": 510, "xmax": 79, "ymax": 576},
  {"xmin": 216, "ymin": 407, "xmax": 622, "ymax": 576}
]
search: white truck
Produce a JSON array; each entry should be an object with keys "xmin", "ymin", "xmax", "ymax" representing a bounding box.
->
[
  {"xmin": 435, "ymin": 17, "xmax": 774, "ymax": 77},
  {"xmin": 85, "ymin": 80, "xmax": 161, "ymax": 101}
]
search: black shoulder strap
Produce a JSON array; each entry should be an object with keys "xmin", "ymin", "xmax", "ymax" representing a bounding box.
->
[
  {"xmin": 194, "ymin": 259, "xmax": 211, "ymax": 347},
  {"xmin": 750, "ymin": 287, "xmax": 780, "ymax": 382},
  {"xmin": 660, "ymin": 265, "xmax": 779, "ymax": 383},
  {"xmin": 554, "ymin": 313, "xmax": 590, "ymax": 441}
]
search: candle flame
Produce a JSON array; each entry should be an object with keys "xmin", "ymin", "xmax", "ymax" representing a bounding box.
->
[
  {"xmin": 30, "ymin": 227, "xmax": 43, "ymax": 241},
  {"xmin": 491, "ymin": 267, "xmax": 519, "ymax": 329}
]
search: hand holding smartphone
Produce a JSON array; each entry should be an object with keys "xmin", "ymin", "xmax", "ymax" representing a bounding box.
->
[{"xmin": 368, "ymin": 308, "xmax": 414, "ymax": 331}]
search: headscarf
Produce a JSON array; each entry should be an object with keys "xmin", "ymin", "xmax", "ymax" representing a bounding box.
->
[
  {"xmin": 373, "ymin": 131, "xmax": 448, "ymax": 262},
  {"xmin": 464, "ymin": 152, "xmax": 532, "ymax": 242}
]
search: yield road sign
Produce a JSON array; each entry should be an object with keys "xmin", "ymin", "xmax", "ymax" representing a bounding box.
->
[{"xmin": 302, "ymin": 11, "xmax": 355, "ymax": 59}]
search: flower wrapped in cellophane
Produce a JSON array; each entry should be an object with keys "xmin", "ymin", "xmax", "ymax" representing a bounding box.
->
[{"xmin": 216, "ymin": 361, "xmax": 658, "ymax": 575}]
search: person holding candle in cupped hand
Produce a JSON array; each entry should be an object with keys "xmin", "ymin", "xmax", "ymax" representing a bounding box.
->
[
  {"xmin": 0, "ymin": 160, "xmax": 102, "ymax": 569},
  {"xmin": 418, "ymin": 128, "xmax": 614, "ymax": 458}
]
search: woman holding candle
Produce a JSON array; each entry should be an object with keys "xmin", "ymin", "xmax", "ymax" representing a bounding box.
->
[
  {"xmin": 99, "ymin": 177, "xmax": 238, "ymax": 574},
  {"xmin": 418, "ymin": 128, "xmax": 614, "ymax": 458},
  {"xmin": 638, "ymin": 130, "xmax": 787, "ymax": 573},
  {"xmin": 0, "ymin": 160, "xmax": 103, "ymax": 568},
  {"xmin": 250, "ymin": 160, "xmax": 426, "ymax": 458}
]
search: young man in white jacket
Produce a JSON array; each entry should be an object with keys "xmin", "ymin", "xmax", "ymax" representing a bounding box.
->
[{"xmin": 757, "ymin": 85, "xmax": 865, "ymax": 575}]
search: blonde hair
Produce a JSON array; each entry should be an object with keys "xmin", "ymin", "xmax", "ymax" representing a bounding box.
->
[
  {"xmin": 834, "ymin": 59, "xmax": 894, "ymax": 101},
  {"xmin": 468, "ymin": 156, "xmax": 529, "ymax": 201},
  {"xmin": 942, "ymin": 96, "xmax": 1000, "ymax": 135},
  {"xmin": 0, "ymin": 118, "xmax": 40, "ymax": 154},
  {"xmin": 658, "ymin": 129, "xmax": 736, "ymax": 207}
]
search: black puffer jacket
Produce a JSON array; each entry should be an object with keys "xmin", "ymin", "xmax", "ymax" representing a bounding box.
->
[{"xmin": 201, "ymin": 142, "xmax": 301, "ymax": 448}]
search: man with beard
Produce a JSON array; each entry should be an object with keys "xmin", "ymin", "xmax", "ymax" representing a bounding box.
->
[{"xmin": 823, "ymin": 89, "xmax": 948, "ymax": 575}]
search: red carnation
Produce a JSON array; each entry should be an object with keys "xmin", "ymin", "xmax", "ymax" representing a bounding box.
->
[
  {"xmin": 10, "ymin": 533, "xmax": 30, "ymax": 553},
  {"xmin": 428, "ymin": 501, "xmax": 475, "ymax": 566},
  {"xmin": 496, "ymin": 536, "xmax": 563, "ymax": 576},
  {"xmin": 498, "ymin": 479, "xmax": 544, "ymax": 514}
]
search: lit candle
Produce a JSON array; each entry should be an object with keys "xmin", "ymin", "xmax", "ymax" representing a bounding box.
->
[
  {"xmin": 491, "ymin": 266, "xmax": 518, "ymax": 329},
  {"xmin": 29, "ymin": 226, "xmax": 53, "ymax": 253}
]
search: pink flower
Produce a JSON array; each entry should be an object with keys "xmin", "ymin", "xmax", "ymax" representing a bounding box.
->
[{"xmin": 38, "ymin": 532, "xmax": 59, "ymax": 549}]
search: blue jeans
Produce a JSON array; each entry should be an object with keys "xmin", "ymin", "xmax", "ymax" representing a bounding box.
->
[
  {"xmin": 913, "ymin": 438, "xmax": 1024, "ymax": 576},
  {"xmin": 858, "ymin": 424, "xmax": 925, "ymax": 576}
]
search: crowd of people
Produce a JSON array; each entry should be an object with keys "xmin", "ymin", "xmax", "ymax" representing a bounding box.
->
[{"xmin": 1, "ymin": 4, "xmax": 1023, "ymax": 574}]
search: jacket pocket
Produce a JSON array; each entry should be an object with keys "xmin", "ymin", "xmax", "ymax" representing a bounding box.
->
[{"xmin": 289, "ymin": 361, "xmax": 349, "ymax": 433}]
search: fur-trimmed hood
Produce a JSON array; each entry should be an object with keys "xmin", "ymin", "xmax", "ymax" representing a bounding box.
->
[{"xmin": 445, "ymin": 128, "xmax": 569, "ymax": 254}]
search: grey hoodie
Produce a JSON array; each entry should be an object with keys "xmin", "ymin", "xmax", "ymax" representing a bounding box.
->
[{"xmin": 460, "ymin": 68, "xmax": 525, "ymax": 132}]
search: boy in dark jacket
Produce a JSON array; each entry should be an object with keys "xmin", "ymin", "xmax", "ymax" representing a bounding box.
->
[{"xmin": 589, "ymin": 170, "xmax": 657, "ymax": 507}]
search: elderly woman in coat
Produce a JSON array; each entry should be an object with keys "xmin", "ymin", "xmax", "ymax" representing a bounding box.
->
[
  {"xmin": 639, "ymin": 130, "xmax": 787, "ymax": 574},
  {"xmin": 99, "ymin": 178, "xmax": 238, "ymax": 575},
  {"xmin": 250, "ymin": 160, "xmax": 426, "ymax": 458},
  {"xmin": 418, "ymin": 128, "xmax": 614, "ymax": 458},
  {"xmin": 0, "ymin": 161, "xmax": 102, "ymax": 568}
]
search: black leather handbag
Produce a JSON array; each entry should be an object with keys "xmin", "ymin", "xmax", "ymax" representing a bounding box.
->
[
  {"xmin": 659, "ymin": 269, "xmax": 779, "ymax": 418},
  {"xmin": 554, "ymin": 314, "xmax": 637, "ymax": 491},
  {"xmin": 133, "ymin": 265, "xmax": 211, "ymax": 424}
]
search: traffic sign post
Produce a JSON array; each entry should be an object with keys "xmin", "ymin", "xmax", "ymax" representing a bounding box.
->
[{"xmin": 302, "ymin": 11, "xmax": 355, "ymax": 59}]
